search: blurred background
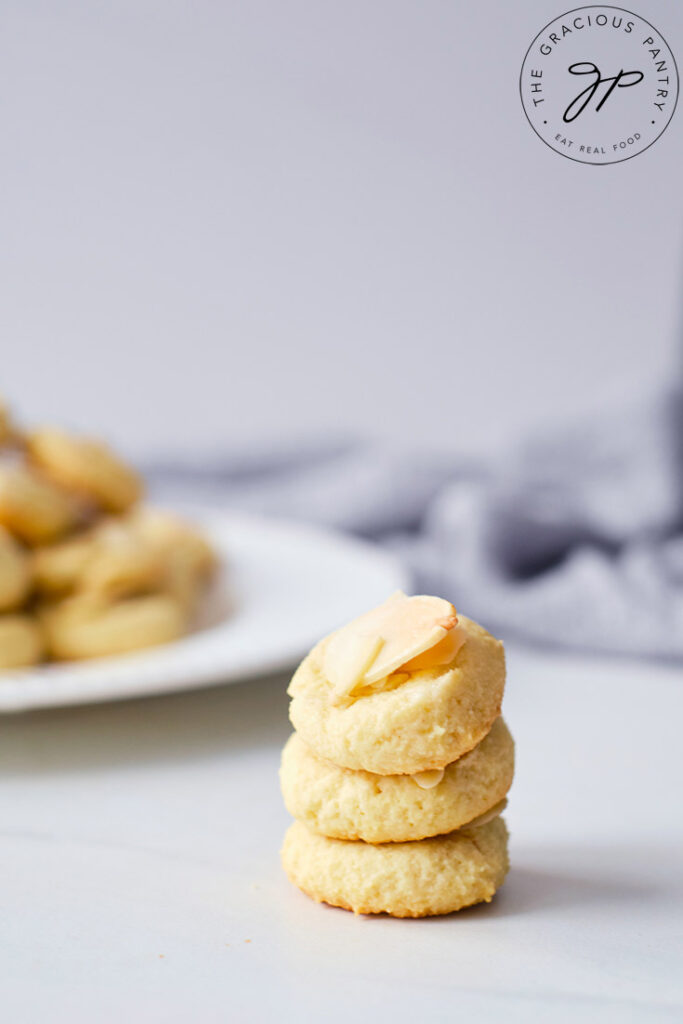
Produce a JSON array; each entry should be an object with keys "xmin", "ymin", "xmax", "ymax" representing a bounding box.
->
[
  {"xmin": 3, "ymin": 0, "xmax": 683, "ymax": 656},
  {"xmin": 4, "ymin": 0, "xmax": 682, "ymax": 454}
]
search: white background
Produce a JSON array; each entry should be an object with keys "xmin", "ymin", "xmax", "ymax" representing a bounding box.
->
[{"xmin": 3, "ymin": 0, "xmax": 682, "ymax": 457}]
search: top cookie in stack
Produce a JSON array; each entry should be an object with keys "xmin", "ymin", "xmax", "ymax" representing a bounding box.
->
[{"xmin": 280, "ymin": 592, "xmax": 514, "ymax": 917}]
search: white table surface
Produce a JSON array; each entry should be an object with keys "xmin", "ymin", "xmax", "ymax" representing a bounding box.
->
[{"xmin": 2, "ymin": 646, "xmax": 682, "ymax": 1023}]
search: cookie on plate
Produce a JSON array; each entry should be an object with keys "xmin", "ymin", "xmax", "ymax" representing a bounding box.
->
[
  {"xmin": 0, "ymin": 614, "xmax": 45, "ymax": 669},
  {"xmin": 41, "ymin": 592, "xmax": 186, "ymax": 660},
  {"xmin": 0, "ymin": 465, "xmax": 78, "ymax": 546},
  {"xmin": 27, "ymin": 429, "xmax": 142, "ymax": 513}
]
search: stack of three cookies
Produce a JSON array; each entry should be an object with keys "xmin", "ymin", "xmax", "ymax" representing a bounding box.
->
[{"xmin": 280, "ymin": 593, "xmax": 514, "ymax": 918}]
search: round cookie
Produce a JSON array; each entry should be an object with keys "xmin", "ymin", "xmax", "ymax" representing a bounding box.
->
[
  {"xmin": 41, "ymin": 593, "xmax": 186, "ymax": 660},
  {"xmin": 128, "ymin": 508, "xmax": 216, "ymax": 578},
  {"xmin": 33, "ymin": 520, "xmax": 175, "ymax": 601},
  {"xmin": 78, "ymin": 521, "xmax": 165, "ymax": 601},
  {"xmin": 32, "ymin": 532, "xmax": 99, "ymax": 596},
  {"xmin": 28, "ymin": 429, "xmax": 142, "ymax": 513},
  {"xmin": 280, "ymin": 717, "xmax": 514, "ymax": 842},
  {"xmin": 288, "ymin": 615, "xmax": 505, "ymax": 775},
  {"xmin": 0, "ymin": 465, "xmax": 78, "ymax": 546},
  {"xmin": 0, "ymin": 615, "xmax": 45, "ymax": 668},
  {"xmin": 281, "ymin": 816, "xmax": 509, "ymax": 917},
  {"xmin": 127, "ymin": 508, "xmax": 217, "ymax": 613}
]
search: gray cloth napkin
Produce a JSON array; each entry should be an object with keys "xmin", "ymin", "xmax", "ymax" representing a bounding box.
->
[{"xmin": 147, "ymin": 387, "xmax": 683, "ymax": 659}]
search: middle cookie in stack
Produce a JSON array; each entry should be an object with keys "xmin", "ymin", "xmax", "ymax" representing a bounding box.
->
[
  {"xmin": 282, "ymin": 716, "xmax": 513, "ymax": 844},
  {"xmin": 280, "ymin": 592, "xmax": 514, "ymax": 917}
]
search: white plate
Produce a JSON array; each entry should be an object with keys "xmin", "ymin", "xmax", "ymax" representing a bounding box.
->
[{"xmin": 0, "ymin": 512, "xmax": 409, "ymax": 712}]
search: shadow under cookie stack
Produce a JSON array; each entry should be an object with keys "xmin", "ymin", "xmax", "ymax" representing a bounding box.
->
[{"xmin": 280, "ymin": 593, "xmax": 514, "ymax": 918}]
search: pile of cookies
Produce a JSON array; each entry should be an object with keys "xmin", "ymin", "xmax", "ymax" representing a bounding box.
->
[
  {"xmin": 281, "ymin": 592, "xmax": 513, "ymax": 917},
  {"xmin": 0, "ymin": 402, "xmax": 216, "ymax": 669}
]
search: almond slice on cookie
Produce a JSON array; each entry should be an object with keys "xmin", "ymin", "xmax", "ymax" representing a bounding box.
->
[{"xmin": 324, "ymin": 592, "xmax": 462, "ymax": 700}]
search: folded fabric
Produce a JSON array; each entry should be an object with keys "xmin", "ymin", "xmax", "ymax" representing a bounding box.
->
[{"xmin": 146, "ymin": 385, "xmax": 683, "ymax": 659}]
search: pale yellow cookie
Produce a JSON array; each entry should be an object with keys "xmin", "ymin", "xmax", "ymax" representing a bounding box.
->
[
  {"xmin": 127, "ymin": 508, "xmax": 217, "ymax": 613},
  {"xmin": 281, "ymin": 816, "xmax": 509, "ymax": 917},
  {"xmin": 288, "ymin": 614, "xmax": 505, "ymax": 775},
  {"xmin": 151, "ymin": 545, "xmax": 206, "ymax": 615},
  {"xmin": 41, "ymin": 592, "xmax": 186, "ymax": 660},
  {"xmin": 32, "ymin": 531, "xmax": 99, "ymax": 596},
  {"xmin": 33, "ymin": 520, "xmax": 166, "ymax": 601},
  {"xmin": 0, "ymin": 465, "xmax": 78, "ymax": 545},
  {"xmin": 0, "ymin": 525, "xmax": 33, "ymax": 611},
  {"xmin": 127, "ymin": 507, "xmax": 216, "ymax": 577},
  {"xmin": 0, "ymin": 614, "xmax": 45, "ymax": 668},
  {"xmin": 280, "ymin": 717, "xmax": 514, "ymax": 842},
  {"xmin": 28, "ymin": 429, "xmax": 142, "ymax": 513},
  {"xmin": 79, "ymin": 520, "xmax": 165, "ymax": 600}
]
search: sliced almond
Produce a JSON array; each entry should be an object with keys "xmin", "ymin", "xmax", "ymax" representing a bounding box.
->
[
  {"xmin": 401, "ymin": 624, "xmax": 467, "ymax": 672},
  {"xmin": 465, "ymin": 798, "xmax": 508, "ymax": 829},
  {"xmin": 362, "ymin": 594, "xmax": 457, "ymax": 684},
  {"xmin": 411, "ymin": 768, "xmax": 445, "ymax": 790},
  {"xmin": 326, "ymin": 632, "xmax": 385, "ymax": 703},
  {"xmin": 323, "ymin": 592, "xmax": 458, "ymax": 698}
]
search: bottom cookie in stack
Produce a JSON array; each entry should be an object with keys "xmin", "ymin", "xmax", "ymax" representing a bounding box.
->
[{"xmin": 282, "ymin": 815, "xmax": 509, "ymax": 918}]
